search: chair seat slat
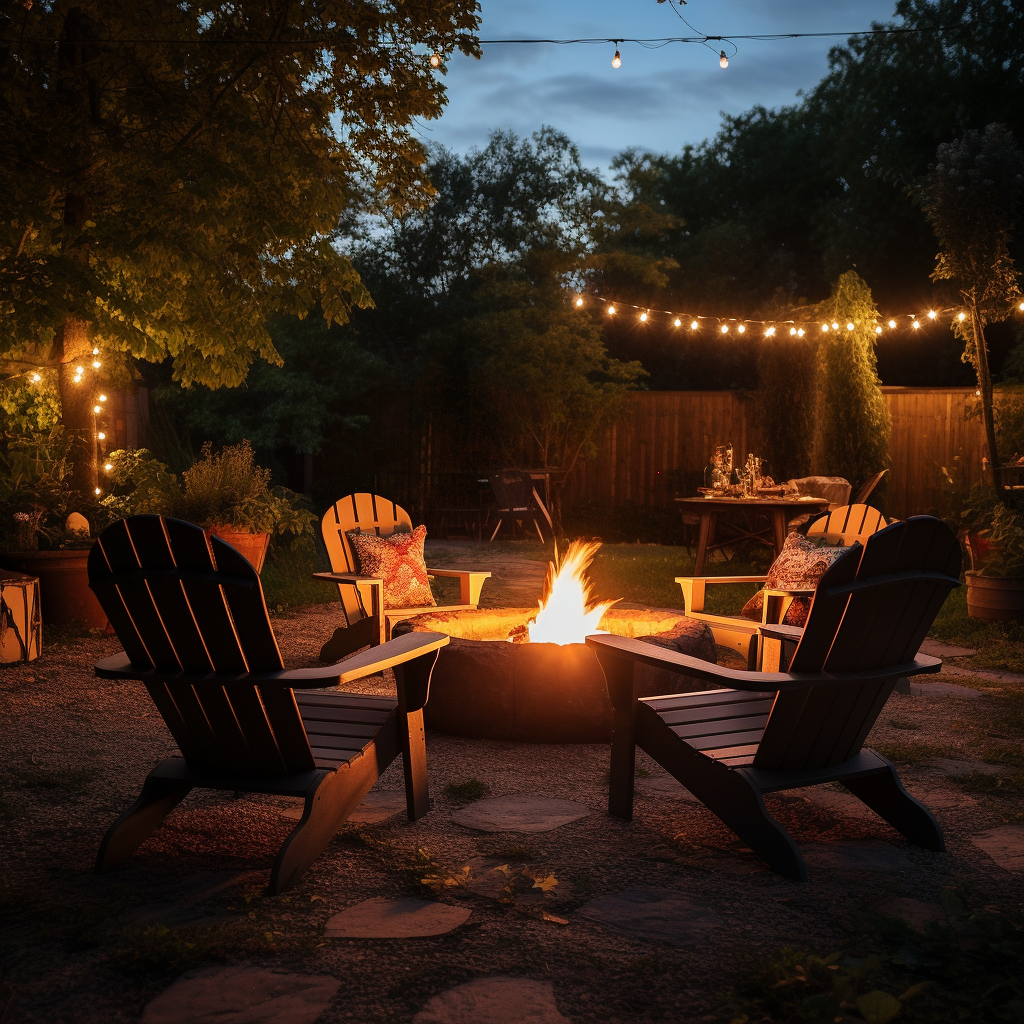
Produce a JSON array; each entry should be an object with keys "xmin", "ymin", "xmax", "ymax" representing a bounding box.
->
[{"xmin": 668, "ymin": 714, "xmax": 770, "ymax": 740}]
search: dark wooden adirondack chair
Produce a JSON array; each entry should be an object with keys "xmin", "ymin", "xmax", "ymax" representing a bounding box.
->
[
  {"xmin": 88, "ymin": 515, "xmax": 449, "ymax": 894},
  {"xmin": 587, "ymin": 516, "xmax": 961, "ymax": 881},
  {"xmin": 488, "ymin": 469, "xmax": 553, "ymax": 542}
]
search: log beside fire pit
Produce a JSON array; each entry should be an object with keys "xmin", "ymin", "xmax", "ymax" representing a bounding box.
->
[{"xmin": 394, "ymin": 607, "xmax": 717, "ymax": 743}]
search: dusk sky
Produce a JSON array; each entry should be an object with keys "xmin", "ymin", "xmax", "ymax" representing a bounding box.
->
[{"xmin": 418, "ymin": 0, "xmax": 903, "ymax": 171}]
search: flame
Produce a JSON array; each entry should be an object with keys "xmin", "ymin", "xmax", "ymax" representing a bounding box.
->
[{"xmin": 527, "ymin": 539, "xmax": 618, "ymax": 645}]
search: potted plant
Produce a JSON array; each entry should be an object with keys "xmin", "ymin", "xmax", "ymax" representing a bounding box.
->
[
  {"xmin": 964, "ymin": 503, "xmax": 1024, "ymax": 621},
  {"xmin": 0, "ymin": 427, "xmax": 113, "ymax": 628},
  {"xmin": 105, "ymin": 440, "xmax": 314, "ymax": 572}
]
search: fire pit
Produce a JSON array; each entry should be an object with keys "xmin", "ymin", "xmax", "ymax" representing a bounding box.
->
[{"xmin": 394, "ymin": 542, "xmax": 717, "ymax": 743}]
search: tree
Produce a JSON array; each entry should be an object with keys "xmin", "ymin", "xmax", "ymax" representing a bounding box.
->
[
  {"xmin": 807, "ymin": 271, "xmax": 891, "ymax": 489},
  {"xmin": 0, "ymin": 1, "xmax": 480, "ymax": 490},
  {"xmin": 915, "ymin": 124, "xmax": 1024, "ymax": 496}
]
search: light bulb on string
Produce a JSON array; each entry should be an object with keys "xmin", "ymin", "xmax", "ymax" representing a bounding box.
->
[
  {"xmin": 104, "ymin": 463, "xmax": 113, "ymax": 472},
  {"xmin": 846, "ymin": 322, "xmax": 854, "ymax": 331},
  {"xmin": 94, "ymin": 487, "xmax": 101, "ymax": 496},
  {"xmin": 93, "ymin": 405, "xmax": 101, "ymax": 414},
  {"xmin": 76, "ymin": 365, "xmax": 84, "ymax": 374},
  {"xmin": 797, "ymin": 328, "xmax": 805, "ymax": 337},
  {"xmin": 821, "ymin": 324, "xmax": 829, "ymax": 332},
  {"xmin": 92, "ymin": 347, "xmax": 99, "ymax": 356},
  {"xmin": 1019, "ymin": 301, "xmax": 1024, "ymax": 311},
  {"xmin": 720, "ymin": 324, "xmax": 729, "ymax": 334},
  {"xmin": 831, "ymin": 322, "xmax": 839, "ymax": 331},
  {"xmin": 875, "ymin": 326, "xmax": 883, "ymax": 335},
  {"xmin": 429, "ymin": 52, "xmax": 441, "ymax": 68},
  {"xmin": 31, "ymin": 373, "xmax": 40, "ymax": 382},
  {"xmin": 97, "ymin": 432, "xmax": 106, "ymax": 441},
  {"xmin": 958, "ymin": 312, "xmax": 966, "ymax": 321},
  {"xmin": 575, "ymin": 296, "xmax": 584, "ymax": 307},
  {"xmin": 639, "ymin": 312, "xmax": 648, "ymax": 322},
  {"xmin": 928, "ymin": 310, "xmax": 937, "ymax": 319},
  {"xmin": 607, "ymin": 305, "xmax": 616, "ymax": 315},
  {"xmin": 92, "ymin": 360, "xmax": 101, "ymax": 369},
  {"xmin": 673, "ymin": 318, "xmax": 681, "ymax": 328},
  {"xmin": 737, "ymin": 324, "xmax": 745, "ymax": 334},
  {"xmin": 912, "ymin": 320, "xmax": 921, "ymax": 330},
  {"xmin": 888, "ymin": 320, "xmax": 897, "ymax": 329},
  {"xmin": 765, "ymin": 326, "xmax": 776, "ymax": 336},
  {"xmin": 611, "ymin": 46, "xmax": 621, "ymax": 69},
  {"xmin": 99, "ymin": 394, "xmax": 106, "ymax": 402},
  {"xmin": 690, "ymin": 320, "xmax": 698, "ymax": 330},
  {"xmin": 789, "ymin": 328, "xmax": 797, "ymax": 336},
  {"xmin": 719, "ymin": 50, "xmax": 728, "ymax": 68}
]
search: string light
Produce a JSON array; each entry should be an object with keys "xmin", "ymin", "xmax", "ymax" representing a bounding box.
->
[
  {"xmin": 821, "ymin": 324, "xmax": 829, "ymax": 332},
  {"xmin": 690, "ymin": 320, "xmax": 698, "ymax": 330},
  {"xmin": 639, "ymin": 311, "xmax": 648, "ymax": 322},
  {"xmin": 429, "ymin": 51, "xmax": 441, "ymax": 67},
  {"xmin": 607, "ymin": 305, "xmax": 616, "ymax": 315},
  {"xmin": 928, "ymin": 310, "xmax": 937, "ymax": 319},
  {"xmin": 875, "ymin": 326, "xmax": 883, "ymax": 334},
  {"xmin": 888, "ymin": 320, "xmax": 897, "ymax": 329},
  {"xmin": 673, "ymin": 318, "xmax": 681, "ymax": 327},
  {"xmin": 720, "ymin": 324, "xmax": 729, "ymax": 334},
  {"xmin": 912, "ymin": 320, "xmax": 921, "ymax": 329},
  {"xmin": 99, "ymin": 394, "xmax": 107, "ymax": 402},
  {"xmin": 831, "ymin": 322, "xmax": 839, "ymax": 330},
  {"xmin": 93, "ymin": 405, "xmax": 102, "ymax": 413},
  {"xmin": 789, "ymin": 328, "xmax": 797, "ymax": 335},
  {"xmin": 1019, "ymin": 301, "xmax": 1024, "ymax": 311},
  {"xmin": 719, "ymin": 50, "xmax": 728, "ymax": 68},
  {"xmin": 737, "ymin": 324, "xmax": 745, "ymax": 333},
  {"xmin": 575, "ymin": 296, "xmax": 584, "ymax": 307},
  {"xmin": 611, "ymin": 43, "xmax": 621, "ymax": 68},
  {"xmin": 31, "ymin": 373, "xmax": 40, "ymax": 381},
  {"xmin": 846, "ymin": 322, "xmax": 854, "ymax": 331},
  {"xmin": 958, "ymin": 312, "xmax": 966, "ymax": 321},
  {"xmin": 104, "ymin": 462, "xmax": 113, "ymax": 472},
  {"xmin": 92, "ymin": 360, "xmax": 101, "ymax": 369},
  {"xmin": 797, "ymin": 328, "xmax": 805, "ymax": 337},
  {"xmin": 97, "ymin": 432, "xmax": 106, "ymax": 440},
  {"xmin": 92, "ymin": 347, "xmax": 99, "ymax": 356},
  {"xmin": 765, "ymin": 326, "xmax": 776, "ymax": 336},
  {"xmin": 94, "ymin": 487, "xmax": 101, "ymax": 495}
]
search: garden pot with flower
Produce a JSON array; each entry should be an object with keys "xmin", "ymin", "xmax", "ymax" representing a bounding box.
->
[{"xmin": 964, "ymin": 504, "xmax": 1024, "ymax": 622}]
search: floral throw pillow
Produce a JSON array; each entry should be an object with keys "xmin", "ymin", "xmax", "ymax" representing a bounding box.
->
[
  {"xmin": 347, "ymin": 525, "xmax": 436, "ymax": 610},
  {"xmin": 739, "ymin": 531, "xmax": 848, "ymax": 627}
]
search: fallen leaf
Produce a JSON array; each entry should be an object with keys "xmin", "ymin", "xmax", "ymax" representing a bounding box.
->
[{"xmin": 542, "ymin": 911, "xmax": 568, "ymax": 925}]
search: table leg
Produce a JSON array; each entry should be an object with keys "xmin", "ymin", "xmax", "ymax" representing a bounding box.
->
[
  {"xmin": 694, "ymin": 512, "xmax": 715, "ymax": 575},
  {"xmin": 770, "ymin": 509, "xmax": 787, "ymax": 559}
]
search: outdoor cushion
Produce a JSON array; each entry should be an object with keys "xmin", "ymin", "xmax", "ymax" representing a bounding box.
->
[
  {"xmin": 347, "ymin": 524, "xmax": 437, "ymax": 610},
  {"xmin": 739, "ymin": 531, "xmax": 847, "ymax": 626}
]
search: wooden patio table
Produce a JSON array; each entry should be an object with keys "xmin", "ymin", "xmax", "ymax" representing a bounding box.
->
[{"xmin": 676, "ymin": 494, "xmax": 830, "ymax": 575}]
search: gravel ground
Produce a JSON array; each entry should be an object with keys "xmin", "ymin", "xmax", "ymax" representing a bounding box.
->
[{"xmin": 2, "ymin": 591, "xmax": 1023, "ymax": 1023}]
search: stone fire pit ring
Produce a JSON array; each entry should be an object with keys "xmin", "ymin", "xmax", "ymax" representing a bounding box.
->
[{"xmin": 393, "ymin": 607, "xmax": 717, "ymax": 743}]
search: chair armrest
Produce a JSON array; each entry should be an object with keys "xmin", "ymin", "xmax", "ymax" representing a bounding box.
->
[
  {"xmin": 757, "ymin": 623, "xmax": 805, "ymax": 644},
  {"xmin": 425, "ymin": 569, "xmax": 492, "ymax": 606},
  {"xmin": 585, "ymin": 633, "xmax": 941, "ymax": 695},
  {"xmin": 676, "ymin": 575, "xmax": 766, "ymax": 614},
  {"xmin": 312, "ymin": 571, "xmax": 383, "ymax": 586}
]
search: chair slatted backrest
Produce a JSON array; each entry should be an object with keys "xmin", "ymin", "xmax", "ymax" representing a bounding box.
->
[
  {"xmin": 321, "ymin": 495, "xmax": 413, "ymax": 624},
  {"xmin": 89, "ymin": 515, "xmax": 315, "ymax": 778},
  {"xmin": 853, "ymin": 469, "xmax": 888, "ymax": 506},
  {"xmin": 753, "ymin": 517, "xmax": 961, "ymax": 772},
  {"xmin": 490, "ymin": 470, "xmax": 536, "ymax": 513},
  {"xmin": 807, "ymin": 504, "xmax": 889, "ymax": 547}
]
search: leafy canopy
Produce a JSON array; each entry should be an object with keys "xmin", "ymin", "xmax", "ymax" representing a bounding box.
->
[{"xmin": 0, "ymin": 1, "xmax": 480, "ymax": 384}]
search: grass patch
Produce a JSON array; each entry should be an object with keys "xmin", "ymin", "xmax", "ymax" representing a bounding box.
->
[
  {"xmin": 887, "ymin": 717, "xmax": 921, "ymax": 731},
  {"xmin": 929, "ymin": 586, "xmax": 1024, "ymax": 673},
  {"xmin": 444, "ymin": 779, "xmax": 490, "ymax": 802},
  {"xmin": 872, "ymin": 741, "xmax": 950, "ymax": 763},
  {"xmin": 261, "ymin": 541, "xmax": 337, "ymax": 612}
]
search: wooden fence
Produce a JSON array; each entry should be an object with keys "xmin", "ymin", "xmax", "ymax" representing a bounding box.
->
[{"xmin": 567, "ymin": 387, "xmax": 984, "ymax": 521}]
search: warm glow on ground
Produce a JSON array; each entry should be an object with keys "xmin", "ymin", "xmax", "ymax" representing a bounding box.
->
[{"xmin": 527, "ymin": 539, "xmax": 617, "ymax": 645}]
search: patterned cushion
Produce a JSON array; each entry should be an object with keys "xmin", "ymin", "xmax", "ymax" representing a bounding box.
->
[
  {"xmin": 739, "ymin": 531, "xmax": 848, "ymax": 626},
  {"xmin": 347, "ymin": 525, "xmax": 436, "ymax": 610}
]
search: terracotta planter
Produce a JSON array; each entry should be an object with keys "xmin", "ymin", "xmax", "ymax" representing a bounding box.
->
[
  {"xmin": 965, "ymin": 570, "xmax": 1024, "ymax": 622},
  {"xmin": 0, "ymin": 548, "xmax": 107, "ymax": 629},
  {"xmin": 205, "ymin": 526, "xmax": 270, "ymax": 573}
]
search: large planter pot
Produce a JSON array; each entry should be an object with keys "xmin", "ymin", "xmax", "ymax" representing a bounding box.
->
[
  {"xmin": 205, "ymin": 526, "xmax": 270, "ymax": 573},
  {"xmin": 0, "ymin": 549, "xmax": 107, "ymax": 629},
  {"xmin": 965, "ymin": 570, "xmax": 1024, "ymax": 622}
]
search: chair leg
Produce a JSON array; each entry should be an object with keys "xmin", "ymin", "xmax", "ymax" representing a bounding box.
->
[
  {"xmin": 271, "ymin": 760, "xmax": 378, "ymax": 895},
  {"xmin": 842, "ymin": 764, "xmax": 945, "ymax": 852},
  {"xmin": 400, "ymin": 708, "xmax": 430, "ymax": 821},
  {"xmin": 96, "ymin": 770, "xmax": 193, "ymax": 872},
  {"xmin": 490, "ymin": 519, "xmax": 502, "ymax": 541},
  {"xmin": 608, "ymin": 706, "xmax": 637, "ymax": 820}
]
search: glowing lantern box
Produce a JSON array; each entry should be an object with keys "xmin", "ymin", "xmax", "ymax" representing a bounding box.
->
[{"xmin": 0, "ymin": 571, "xmax": 42, "ymax": 663}]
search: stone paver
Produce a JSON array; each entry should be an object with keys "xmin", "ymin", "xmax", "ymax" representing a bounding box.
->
[
  {"xmin": 911, "ymin": 680, "xmax": 981, "ymax": 698},
  {"xmin": 578, "ymin": 886, "xmax": 722, "ymax": 947},
  {"xmin": 413, "ymin": 977, "xmax": 569, "ymax": 1024},
  {"xmin": 801, "ymin": 841, "xmax": 913, "ymax": 873},
  {"xmin": 142, "ymin": 966, "xmax": 339, "ymax": 1024},
  {"xmin": 884, "ymin": 897, "xmax": 947, "ymax": 930},
  {"xmin": 933, "ymin": 757, "xmax": 1003, "ymax": 777},
  {"xmin": 452, "ymin": 795, "xmax": 591, "ymax": 833},
  {"xmin": 324, "ymin": 898, "xmax": 471, "ymax": 938},
  {"xmin": 281, "ymin": 789, "xmax": 408, "ymax": 824},
  {"xmin": 919, "ymin": 639, "xmax": 976, "ymax": 659},
  {"xmin": 972, "ymin": 826, "xmax": 1024, "ymax": 872}
]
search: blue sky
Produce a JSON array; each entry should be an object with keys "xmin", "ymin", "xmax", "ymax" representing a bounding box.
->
[{"xmin": 418, "ymin": 0, "xmax": 902, "ymax": 171}]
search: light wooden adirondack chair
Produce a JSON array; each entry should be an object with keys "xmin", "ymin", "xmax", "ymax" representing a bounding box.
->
[
  {"xmin": 587, "ymin": 515, "xmax": 961, "ymax": 881},
  {"xmin": 88, "ymin": 515, "xmax": 448, "ymax": 895},
  {"xmin": 676, "ymin": 504, "xmax": 890, "ymax": 668},
  {"xmin": 314, "ymin": 494, "xmax": 491, "ymax": 662}
]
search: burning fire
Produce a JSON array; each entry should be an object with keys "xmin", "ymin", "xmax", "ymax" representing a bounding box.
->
[{"xmin": 527, "ymin": 539, "xmax": 618, "ymax": 645}]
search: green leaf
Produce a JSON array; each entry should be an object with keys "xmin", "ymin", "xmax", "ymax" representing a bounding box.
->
[{"xmin": 856, "ymin": 990, "xmax": 901, "ymax": 1024}]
